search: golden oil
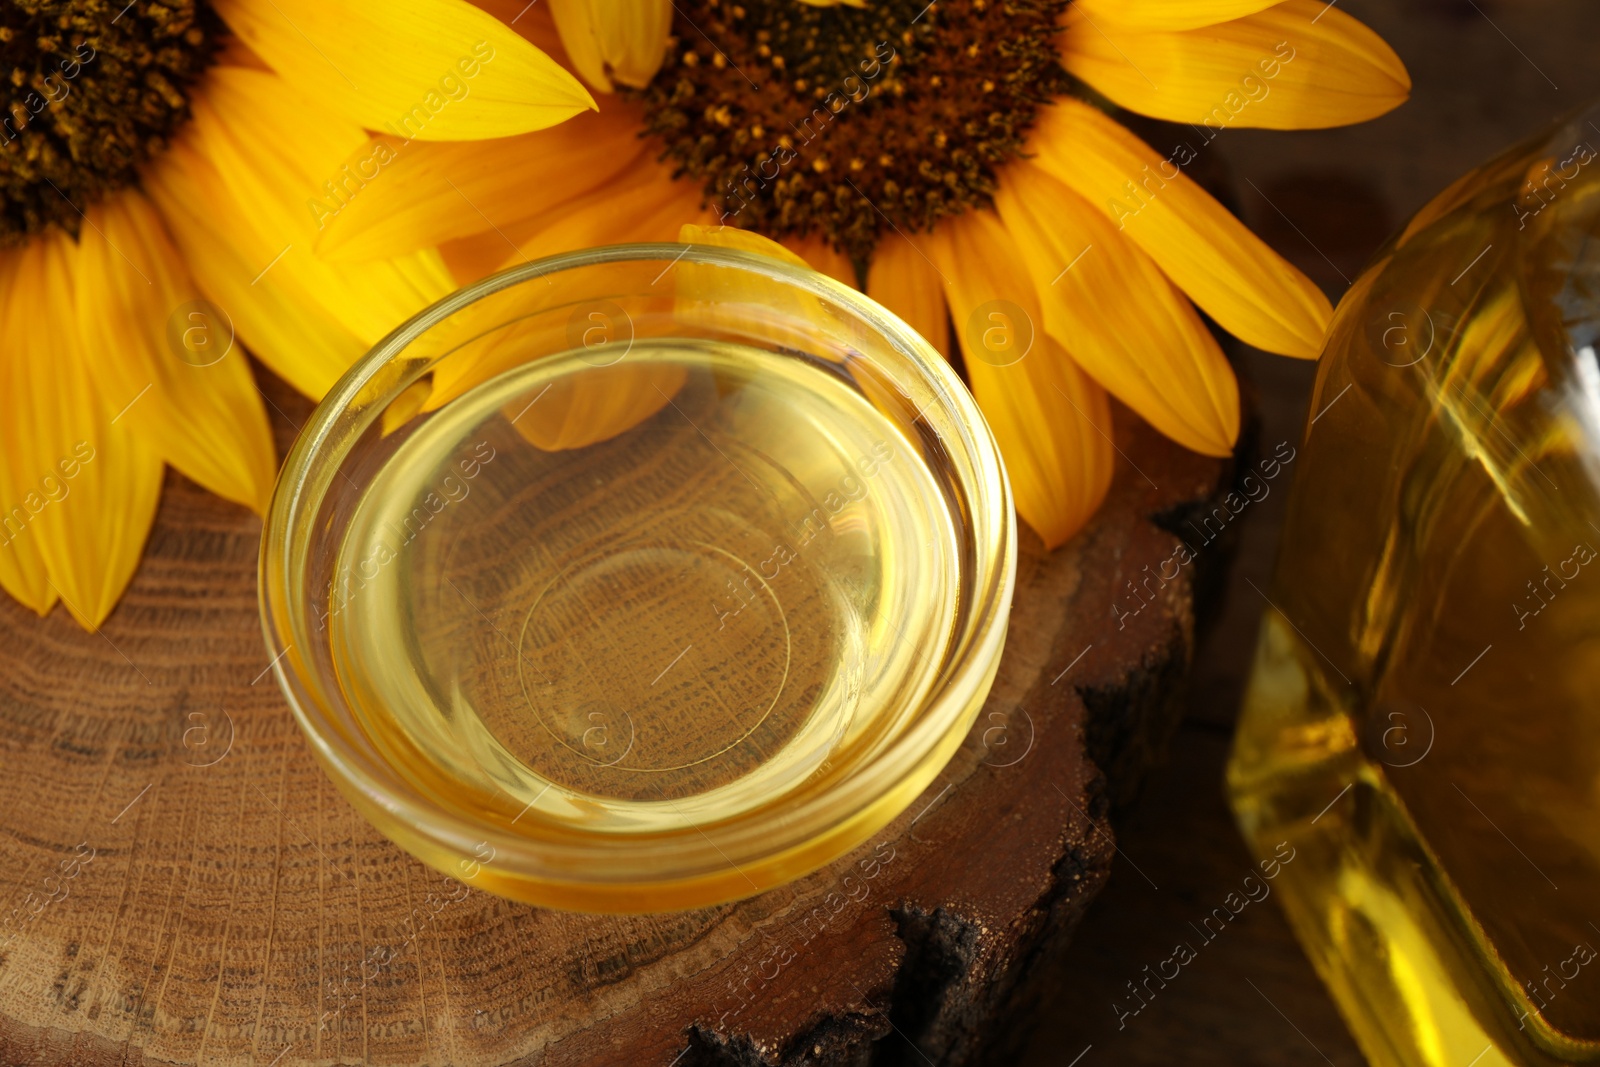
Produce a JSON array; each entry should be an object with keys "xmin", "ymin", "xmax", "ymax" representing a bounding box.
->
[
  {"xmin": 327, "ymin": 339, "xmax": 960, "ymax": 835},
  {"xmin": 1229, "ymin": 109, "xmax": 1600, "ymax": 1066}
]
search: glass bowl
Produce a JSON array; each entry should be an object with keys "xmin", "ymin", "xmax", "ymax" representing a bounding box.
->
[{"xmin": 259, "ymin": 243, "xmax": 1015, "ymax": 913}]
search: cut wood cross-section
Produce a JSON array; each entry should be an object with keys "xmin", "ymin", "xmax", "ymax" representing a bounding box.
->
[{"xmin": 0, "ymin": 373, "xmax": 1226, "ymax": 1067}]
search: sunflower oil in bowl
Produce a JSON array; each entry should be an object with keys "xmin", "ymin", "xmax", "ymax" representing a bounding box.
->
[
  {"xmin": 326, "ymin": 338, "xmax": 961, "ymax": 834},
  {"xmin": 1228, "ymin": 106, "xmax": 1600, "ymax": 1066},
  {"xmin": 260, "ymin": 244, "xmax": 1014, "ymax": 912}
]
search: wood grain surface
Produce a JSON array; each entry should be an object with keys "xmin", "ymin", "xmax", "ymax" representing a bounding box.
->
[{"xmin": 0, "ymin": 369, "xmax": 1224, "ymax": 1067}]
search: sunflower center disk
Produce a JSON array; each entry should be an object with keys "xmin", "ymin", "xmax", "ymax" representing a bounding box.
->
[
  {"xmin": 0, "ymin": 0, "xmax": 219, "ymax": 244},
  {"xmin": 634, "ymin": 0, "xmax": 1069, "ymax": 265}
]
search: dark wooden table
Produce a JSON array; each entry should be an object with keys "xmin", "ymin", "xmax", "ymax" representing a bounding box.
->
[{"xmin": 1022, "ymin": 3, "xmax": 1600, "ymax": 1063}]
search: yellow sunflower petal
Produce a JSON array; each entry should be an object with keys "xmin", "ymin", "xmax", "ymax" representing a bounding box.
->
[
  {"xmin": 147, "ymin": 141, "xmax": 363, "ymax": 398},
  {"xmin": 76, "ymin": 191, "xmax": 277, "ymax": 513},
  {"xmin": 437, "ymin": 223, "xmax": 828, "ymax": 436},
  {"xmin": 211, "ymin": 0, "xmax": 594, "ymax": 140},
  {"xmin": 780, "ymin": 235, "xmax": 858, "ymax": 287},
  {"xmin": 472, "ymin": 0, "xmax": 568, "ymax": 57},
  {"xmin": 0, "ymin": 249, "xmax": 57, "ymax": 616},
  {"xmin": 318, "ymin": 105, "xmax": 649, "ymax": 261},
  {"xmin": 997, "ymin": 162, "xmax": 1238, "ymax": 456},
  {"xmin": 425, "ymin": 273, "xmax": 689, "ymax": 453},
  {"xmin": 1062, "ymin": 0, "xmax": 1409, "ymax": 130},
  {"xmin": 1029, "ymin": 96, "xmax": 1332, "ymax": 358},
  {"xmin": 146, "ymin": 67, "xmax": 456, "ymax": 398},
  {"xmin": 1071, "ymin": 0, "xmax": 1278, "ymax": 32},
  {"xmin": 927, "ymin": 211, "xmax": 1114, "ymax": 548},
  {"xmin": 7, "ymin": 231, "xmax": 162, "ymax": 631},
  {"xmin": 674, "ymin": 224, "xmax": 872, "ymax": 366},
  {"xmin": 419, "ymin": 188, "xmax": 708, "ymax": 447},
  {"xmin": 510, "ymin": 361, "xmax": 688, "ymax": 451},
  {"xmin": 433, "ymin": 158, "xmax": 708, "ymax": 283},
  {"xmin": 419, "ymin": 286, "xmax": 588, "ymax": 408},
  {"xmin": 401, "ymin": 279, "xmax": 687, "ymax": 452},
  {"xmin": 549, "ymin": 0, "xmax": 671, "ymax": 91},
  {"xmin": 542, "ymin": 170, "xmax": 705, "ymax": 268},
  {"xmin": 866, "ymin": 231, "xmax": 950, "ymax": 359},
  {"xmin": 679, "ymin": 224, "xmax": 812, "ymax": 269},
  {"xmin": 381, "ymin": 379, "xmax": 434, "ymax": 436}
]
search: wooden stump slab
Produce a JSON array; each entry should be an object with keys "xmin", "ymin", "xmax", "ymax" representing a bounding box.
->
[{"xmin": 0, "ymin": 373, "xmax": 1224, "ymax": 1067}]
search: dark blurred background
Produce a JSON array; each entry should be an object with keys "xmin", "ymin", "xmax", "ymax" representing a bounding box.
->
[{"xmin": 1022, "ymin": 2, "xmax": 1600, "ymax": 1063}]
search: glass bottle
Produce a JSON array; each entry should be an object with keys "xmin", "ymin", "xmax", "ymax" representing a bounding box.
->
[{"xmin": 1228, "ymin": 102, "xmax": 1600, "ymax": 1067}]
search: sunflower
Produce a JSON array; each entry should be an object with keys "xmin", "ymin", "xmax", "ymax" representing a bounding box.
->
[
  {"xmin": 0, "ymin": 0, "xmax": 593, "ymax": 629},
  {"xmin": 320, "ymin": 0, "xmax": 1409, "ymax": 548}
]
